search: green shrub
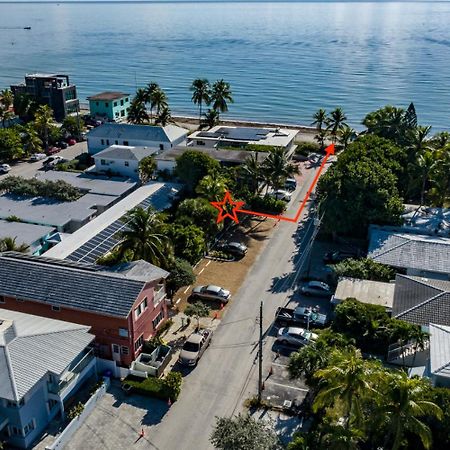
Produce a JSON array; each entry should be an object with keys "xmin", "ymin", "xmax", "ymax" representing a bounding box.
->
[
  {"xmin": 124, "ymin": 371, "xmax": 182, "ymax": 401},
  {"xmin": 5, "ymin": 215, "xmax": 22, "ymax": 222},
  {"xmin": 248, "ymin": 195, "xmax": 286, "ymax": 214},
  {"xmin": 295, "ymin": 141, "xmax": 319, "ymax": 156},
  {"xmin": 67, "ymin": 402, "xmax": 84, "ymax": 421},
  {"xmin": 331, "ymin": 258, "xmax": 396, "ymax": 282}
]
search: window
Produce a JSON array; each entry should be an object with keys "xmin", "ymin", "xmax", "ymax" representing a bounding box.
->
[
  {"xmin": 124, "ymin": 161, "xmax": 129, "ymax": 167},
  {"xmin": 120, "ymin": 99, "xmax": 124, "ymax": 106},
  {"xmin": 134, "ymin": 335, "xmax": 144, "ymax": 351},
  {"xmin": 115, "ymin": 140, "xmax": 118, "ymax": 145},
  {"xmin": 114, "ymin": 101, "xmax": 118, "ymax": 107},
  {"xmin": 143, "ymin": 297, "xmax": 148, "ymax": 309},
  {"xmin": 101, "ymin": 159, "xmax": 106, "ymax": 165},
  {"xmin": 123, "ymin": 140, "xmax": 129, "ymax": 146},
  {"xmin": 118, "ymin": 328, "xmax": 129, "ymax": 338},
  {"xmin": 10, "ymin": 426, "xmax": 22, "ymax": 436},
  {"xmin": 120, "ymin": 110, "xmax": 125, "ymax": 117},
  {"xmin": 125, "ymin": 98, "xmax": 129, "ymax": 102},
  {"xmin": 121, "ymin": 346, "xmax": 129, "ymax": 355},
  {"xmin": 51, "ymin": 305, "xmax": 60, "ymax": 312},
  {"xmin": 105, "ymin": 102, "xmax": 109, "ymax": 107},
  {"xmin": 152, "ymin": 311, "xmax": 164, "ymax": 330},
  {"xmin": 101, "ymin": 139, "xmax": 105, "ymax": 145},
  {"xmin": 159, "ymin": 144, "xmax": 164, "ymax": 151},
  {"xmin": 23, "ymin": 419, "xmax": 35, "ymax": 436},
  {"xmin": 106, "ymin": 139, "xmax": 110, "ymax": 145},
  {"xmin": 115, "ymin": 112, "xmax": 119, "ymax": 117},
  {"xmin": 0, "ymin": 296, "xmax": 5, "ymax": 303},
  {"xmin": 112, "ymin": 344, "xmax": 120, "ymax": 354},
  {"xmin": 134, "ymin": 297, "xmax": 148, "ymax": 319}
]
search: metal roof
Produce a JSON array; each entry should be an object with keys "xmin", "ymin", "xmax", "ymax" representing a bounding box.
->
[
  {"xmin": 429, "ymin": 323, "xmax": 450, "ymax": 377},
  {"xmin": 0, "ymin": 252, "xmax": 165, "ymax": 317},
  {"xmin": 368, "ymin": 229, "xmax": 450, "ymax": 275},
  {"xmin": 94, "ymin": 145, "xmax": 158, "ymax": 162},
  {"xmin": 0, "ymin": 308, "xmax": 94, "ymax": 401},
  {"xmin": 87, "ymin": 92, "xmax": 129, "ymax": 101},
  {"xmin": 393, "ymin": 275, "xmax": 450, "ymax": 326},
  {"xmin": 87, "ymin": 123, "xmax": 188, "ymax": 143},
  {"xmin": 0, "ymin": 220, "xmax": 54, "ymax": 249}
]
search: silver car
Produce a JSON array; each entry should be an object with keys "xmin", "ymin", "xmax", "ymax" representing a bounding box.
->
[
  {"xmin": 276, "ymin": 327, "xmax": 318, "ymax": 347},
  {"xmin": 178, "ymin": 329, "xmax": 213, "ymax": 366},
  {"xmin": 300, "ymin": 281, "xmax": 333, "ymax": 297},
  {"xmin": 191, "ymin": 285, "xmax": 231, "ymax": 303}
]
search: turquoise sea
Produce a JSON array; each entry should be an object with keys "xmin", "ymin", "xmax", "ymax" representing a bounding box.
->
[{"xmin": 0, "ymin": 1, "xmax": 449, "ymax": 130}]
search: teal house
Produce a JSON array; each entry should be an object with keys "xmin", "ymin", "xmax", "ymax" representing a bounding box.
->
[{"xmin": 87, "ymin": 91, "xmax": 131, "ymax": 122}]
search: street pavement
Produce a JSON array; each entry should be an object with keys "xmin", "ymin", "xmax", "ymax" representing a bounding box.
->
[
  {"xmin": 1, "ymin": 141, "xmax": 87, "ymax": 179},
  {"xmin": 145, "ymin": 158, "xmax": 333, "ymax": 450}
]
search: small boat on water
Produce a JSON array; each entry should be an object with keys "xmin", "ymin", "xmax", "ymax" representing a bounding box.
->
[{"xmin": 24, "ymin": 27, "xmax": 31, "ymax": 30}]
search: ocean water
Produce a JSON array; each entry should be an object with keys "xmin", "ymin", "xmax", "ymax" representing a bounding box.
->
[{"xmin": 0, "ymin": 1, "xmax": 449, "ymax": 130}]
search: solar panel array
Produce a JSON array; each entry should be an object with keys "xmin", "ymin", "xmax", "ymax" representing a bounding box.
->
[{"xmin": 66, "ymin": 185, "xmax": 174, "ymax": 264}]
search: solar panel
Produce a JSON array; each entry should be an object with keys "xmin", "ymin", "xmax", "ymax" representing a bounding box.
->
[{"xmin": 65, "ymin": 185, "xmax": 174, "ymax": 264}]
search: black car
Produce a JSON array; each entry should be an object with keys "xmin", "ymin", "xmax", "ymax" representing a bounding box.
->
[
  {"xmin": 57, "ymin": 141, "xmax": 69, "ymax": 149},
  {"xmin": 218, "ymin": 242, "xmax": 248, "ymax": 257},
  {"xmin": 323, "ymin": 250, "xmax": 360, "ymax": 264}
]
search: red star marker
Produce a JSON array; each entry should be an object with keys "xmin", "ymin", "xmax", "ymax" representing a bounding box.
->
[{"xmin": 210, "ymin": 191, "xmax": 245, "ymax": 224}]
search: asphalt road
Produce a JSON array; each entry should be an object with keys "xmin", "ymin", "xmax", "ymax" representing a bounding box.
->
[
  {"xmin": 147, "ymin": 160, "xmax": 332, "ymax": 450},
  {"xmin": 1, "ymin": 141, "xmax": 87, "ymax": 179}
]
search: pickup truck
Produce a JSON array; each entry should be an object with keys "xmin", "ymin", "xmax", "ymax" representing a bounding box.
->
[
  {"xmin": 178, "ymin": 328, "xmax": 213, "ymax": 366},
  {"xmin": 275, "ymin": 305, "xmax": 329, "ymax": 328}
]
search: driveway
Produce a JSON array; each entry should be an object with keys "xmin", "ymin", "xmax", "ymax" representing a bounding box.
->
[
  {"xmin": 66, "ymin": 157, "xmax": 333, "ymax": 450},
  {"xmin": 64, "ymin": 381, "xmax": 169, "ymax": 450},
  {"xmin": 1, "ymin": 141, "xmax": 87, "ymax": 179}
]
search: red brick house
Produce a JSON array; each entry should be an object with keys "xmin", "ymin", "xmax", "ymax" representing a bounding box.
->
[{"xmin": 0, "ymin": 252, "xmax": 169, "ymax": 367}]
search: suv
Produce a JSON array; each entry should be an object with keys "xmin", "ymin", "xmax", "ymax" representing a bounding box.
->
[
  {"xmin": 284, "ymin": 178, "xmax": 297, "ymax": 191},
  {"xmin": 218, "ymin": 241, "xmax": 248, "ymax": 257}
]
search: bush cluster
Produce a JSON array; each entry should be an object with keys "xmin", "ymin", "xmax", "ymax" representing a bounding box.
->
[
  {"xmin": 124, "ymin": 371, "xmax": 182, "ymax": 401},
  {"xmin": 331, "ymin": 257, "xmax": 396, "ymax": 282},
  {"xmin": 0, "ymin": 176, "xmax": 82, "ymax": 201},
  {"xmin": 295, "ymin": 141, "xmax": 319, "ymax": 156},
  {"xmin": 248, "ymin": 195, "xmax": 286, "ymax": 214}
]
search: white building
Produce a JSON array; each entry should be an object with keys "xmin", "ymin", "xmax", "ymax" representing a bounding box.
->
[
  {"xmin": 187, "ymin": 125, "xmax": 299, "ymax": 153},
  {"xmin": 93, "ymin": 145, "xmax": 158, "ymax": 180},
  {"xmin": 86, "ymin": 123, "xmax": 188, "ymax": 155}
]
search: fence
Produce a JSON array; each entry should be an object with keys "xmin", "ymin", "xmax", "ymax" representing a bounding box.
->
[{"xmin": 45, "ymin": 377, "xmax": 111, "ymax": 450}]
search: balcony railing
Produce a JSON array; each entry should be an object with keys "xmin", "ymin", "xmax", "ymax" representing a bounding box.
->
[
  {"xmin": 48, "ymin": 349, "xmax": 95, "ymax": 395},
  {"xmin": 153, "ymin": 285, "xmax": 166, "ymax": 306}
]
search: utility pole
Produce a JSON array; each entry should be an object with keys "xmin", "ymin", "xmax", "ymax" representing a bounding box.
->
[{"xmin": 258, "ymin": 301, "xmax": 263, "ymax": 403}]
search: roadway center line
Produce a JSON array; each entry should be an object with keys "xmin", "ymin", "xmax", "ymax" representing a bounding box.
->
[{"xmin": 265, "ymin": 380, "xmax": 309, "ymax": 392}]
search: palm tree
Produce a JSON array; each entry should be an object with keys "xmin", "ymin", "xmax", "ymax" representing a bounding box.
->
[
  {"xmin": 0, "ymin": 237, "xmax": 29, "ymax": 253},
  {"xmin": 326, "ymin": 107, "xmax": 348, "ymax": 143},
  {"xmin": 145, "ymin": 82, "xmax": 160, "ymax": 121},
  {"xmin": 379, "ymin": 371, "xmax": 442, "ymax": 450},
  {"xmin": 211, "ymin": 79, "xmax": 233, "ymax": 115},
  {"xmin": 0, "ymin": 89, "xmax": 13, "ymax": 127},
  {"xmin": 413, "ymin": 149, "xmax": 438, "ymax": 205},
  {"xmin": 431, "ymin": 131, "xmax": 450, "ymax": 149},
  {"xmin": 313, "ymin": 348, "xmax": 376, "ymax": 430},
  {"xmin": 314, "ymin": 129, "xmax": 328, "ymax": 151},
  {"xmin": 127, "ymin": 99, "xmax": 148, "ymax": 124},
  {"xmin": 23, "ymin": 124, "xmax": 43, "ymax": 155},
  {"xmin": 338, "ymin": 126, "xmax": 356, "ymax": 150},
  {"xmin": 408, "ymin": 125, "xmax": 432, "ymax": 162},
  {"xmin": 115, "ymin": 207, "xmax": 172, "ymax": 267},
  {"xmin": 155, "ymin": 106, "xmax": 172, "ymax": 126},
  {"xmin": 240, "ymin": 153, "xmax": 262, "ymax": 194},
  {"xmin": 201, "ymin": 108, "xmax": 220, "ymax": 129},
  {"xmin": 13, "ymin": 92, "xmax": 36, "ymax": 120},
  {"xmin": 428, "ymin": 147, "xmax": 450, "ymax": 206},
  {"xmin": 311, "ymin": 108, "xmax": 327, "ymax": 132},
  {"xmin": 190, "ymin": 78, "xmax": 211, "ymax": 124},
  {"xmin": 262, "ymin": 147, "xmax": 299, "ymax": 191},
  {"xmin": 34, "ymin": 105, "xmax": 54, "ymax": 151},
  {"xmin": 195, "ymin": 172, "xmax": 228, "ymax": 201},
  {"xmin": 134, "ymin": 88, "xmax": 148, "ymax": 105},
  {"xmin": 150, "ymin": 88, "xmax": 168, "ymax": 118}
]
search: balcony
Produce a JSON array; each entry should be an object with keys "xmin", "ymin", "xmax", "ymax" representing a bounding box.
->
[
  {"xmin": 153, "ymin": 284, "xmax": 166, "ymax": 306},
  {"xmin": 48, "ymin": 349, "xmax": 95, "ymax": 396}
]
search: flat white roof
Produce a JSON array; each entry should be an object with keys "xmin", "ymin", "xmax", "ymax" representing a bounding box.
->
[
  {"xmin": 334, "ymin": 277, "xmax": 395, "ymax": 308},
  {"xmin": 45, "ymin": 182, "xmax": 174, "ymax": 259},
  {"xmin": 0, "ymin": 220, "xmax": 54, "ymax": 248}
]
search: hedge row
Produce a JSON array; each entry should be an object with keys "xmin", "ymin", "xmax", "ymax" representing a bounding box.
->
[{"xmin": 124, "ymin": 372, "xmax": 182, "ymax": 401}]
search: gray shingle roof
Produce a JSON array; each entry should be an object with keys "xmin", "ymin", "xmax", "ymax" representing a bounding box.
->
[
  {"xmin": 0, "ymin": 252, "xmax": 167, "ymax": 317},
  {"xmin": 393, "ymin": 274, "xmax": 450, "ymax": 326},
  {"xmin": 0, "ymin": 308, "xmax": 94, "ymax": 401},
  {"xmin": 368, "ymin": 229, "xmax": 450, "ymax": 275},
  {"xmin": 94, "ymin": 145, "xmax": 158, "ymax": 162},
  {"xmin": 87, "ymin": 123, "xmax": 187, "ymax": 143}
]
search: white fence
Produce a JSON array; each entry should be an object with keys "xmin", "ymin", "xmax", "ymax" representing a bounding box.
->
[{"xmin": 45, "ymin": 377, "xmax": 111, "ymax": 450}]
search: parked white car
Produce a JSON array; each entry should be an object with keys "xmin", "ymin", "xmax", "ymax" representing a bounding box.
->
[
  {"xmin": 29, "ymin": 153, "xmax": 47, "ymax": 161},
  {"xmin": 269, "ymin": 190, "xmax": 292, "ymax": 202},
  {"xmin": 0, "ymin": 163, "xmax": 11, "ymax": 174},
  {"xmin": 276, "ymin": 327, "xmax": 318, "ymax": 347},
  {"xmin": 300, "ymin": 281, "xmax": 333, "ymax": 297}
]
